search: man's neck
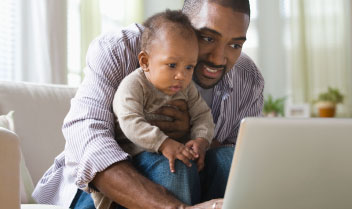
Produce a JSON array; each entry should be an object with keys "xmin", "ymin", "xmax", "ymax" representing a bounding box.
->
[{"xmin": 195, "ymin": 83, "xmax": 214, "ymax": 108}]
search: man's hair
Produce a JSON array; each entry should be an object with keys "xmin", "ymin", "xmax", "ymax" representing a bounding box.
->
[
  {"xmin": 141, "ymin": 9, "xmax": 196, "ymax": 51},
  {"xmin": 182, "ymin": 0, "xmax": 250, "ymax": 19}
]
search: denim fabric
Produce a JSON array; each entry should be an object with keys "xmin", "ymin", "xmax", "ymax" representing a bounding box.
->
[
  {"xmin": 132, "ymin": 146, "xmax": 234, "ymax": 205},
  {"xmin": 132, "ymin": 152, "xmax": 201, "ymax": 205},
  {"xmin": 70, "ymin": 189, "xmax": 95, "ymax": 209},
  {"xmin": 70, "ymin": 189, "xmax": 125, "ymax": 209},
  {"xmin": 201, "ymin": 146, "xmax": 234, "ymax": 201},
  {"xmin": 70, "ymin": 146, "xmax": 234, "ymax": 207}
]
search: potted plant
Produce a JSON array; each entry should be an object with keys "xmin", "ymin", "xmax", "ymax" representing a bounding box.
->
[
  {"xmin": 263, "ymin": 94, "xmax": 286, "ymax": 117},
  {"xmin": 314, "ymin": 87, "xmax": 344, "ymax": 117}
]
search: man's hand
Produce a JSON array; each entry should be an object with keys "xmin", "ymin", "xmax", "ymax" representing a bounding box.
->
[
  {"xmin": 159, "ymin": 138, "xmax": 197, "ymax": 172},
  {"xmin": 151, "ymin": 99, "xmax": 190, "ymax": 140},
  {"xmin": 185, "ymin": 138, "xmax": 209, "ymax": 171},
  {"xmin": 186, "ymin": 199, "xmax": 223, "ymax": 209}
]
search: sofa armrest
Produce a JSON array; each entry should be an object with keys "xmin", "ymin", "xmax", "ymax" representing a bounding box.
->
[{"xmin": 0, "ymin": 127, "xmax": 21, "ymax": 209}]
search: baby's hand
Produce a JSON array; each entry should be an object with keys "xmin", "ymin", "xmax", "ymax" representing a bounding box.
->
[
  {"xmin": 159, "ymin": 138, "xmax": 197, "ymax": 173},
  {"xmin": 185, "ymin": 138, "xmax": 209, "ymax": 171}
]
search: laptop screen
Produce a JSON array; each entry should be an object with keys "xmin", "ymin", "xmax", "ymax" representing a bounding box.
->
[{"xmin": 223, "ymin": 118, "xmax": 352, "ymax": 209}]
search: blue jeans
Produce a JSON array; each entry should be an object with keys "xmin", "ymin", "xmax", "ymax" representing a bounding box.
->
[
  {"xmin": 70, "ymin": 146, "xmax": 234, "ymax": 208},
  {"xmin": 201, "ymin": 146, "xmax": 234, "ymax": 201},
  {"xmin": 132, "ymin": 151, "xmax": 201, "ymax": 205},
  {"xmin": 70, "ymin": 190, "xmax": 125, "ymax": 209}
]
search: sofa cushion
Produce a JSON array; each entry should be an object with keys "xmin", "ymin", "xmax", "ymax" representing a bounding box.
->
[
  {"xmin": 0, "ymin": 81, "xmax": 77, "ymax": 184},
  {"xmin": 0, "ymin": 110, "xmax": 15, "ymax": 130}
]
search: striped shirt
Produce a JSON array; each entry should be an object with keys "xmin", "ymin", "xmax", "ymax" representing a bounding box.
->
[{"xmin": 32, "ymin": 23, "xmax": 264, "ymax": 207}]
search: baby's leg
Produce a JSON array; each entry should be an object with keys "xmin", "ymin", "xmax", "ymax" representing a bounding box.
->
[{"xmin": 133, "ymin": 151, "xmax": 201, "ymax": 205}]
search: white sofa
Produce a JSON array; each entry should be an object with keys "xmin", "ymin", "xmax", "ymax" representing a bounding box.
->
[{"xmin": 0, "ymin": 81, "xmax": 77, "ymax": 208}]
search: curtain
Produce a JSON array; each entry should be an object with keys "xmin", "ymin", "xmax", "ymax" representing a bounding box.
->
[
  {"xmin": 77, "ymin": 0, "xmax": 144, "ymax": 80},
  {"xmin": 80, "ymin": 0, "xmax": 101, "ymax": 79},
  {"xmin": 290, "ymin": 0, "xmax": 352, "ymax": 117},
  {"xmin": 18, "ymin": 0, "xmax": 67, "ymax": 84}
]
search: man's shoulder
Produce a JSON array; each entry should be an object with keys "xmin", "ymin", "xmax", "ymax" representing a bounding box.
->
[
  {"xmin": 234, "ymin": 53, "xmax": 257, "ymax": 73},
  {"xmin": 92, "ymin": 23, "xmax": 144, "ymax": 53},
  {"xmin": 232, "ymin": 52, "xmax": 264, "ymax": 83}
]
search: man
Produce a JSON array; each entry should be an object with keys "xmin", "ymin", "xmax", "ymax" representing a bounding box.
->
[{"xmin": 33, "ymin": 0, "xmax": 264, "ymax": 208}]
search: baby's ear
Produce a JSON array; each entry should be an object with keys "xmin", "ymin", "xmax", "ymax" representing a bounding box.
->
[{"xmin": 138, "ymin": 51, "xmax": 149, "ymax": 72}]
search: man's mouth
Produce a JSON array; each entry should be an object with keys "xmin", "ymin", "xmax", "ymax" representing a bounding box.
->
[
  {"xmin": 202, "ymin": 65, "xmax": 224, "ymax": 79},
  {"xmin": 193, "ymin": 61, "xmax": 227, "ymax": 89}
]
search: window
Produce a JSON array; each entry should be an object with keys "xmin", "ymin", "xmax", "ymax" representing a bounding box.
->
[{"xmin": 0, "ymin": 0, "xmax": 19, "ymax": 81}]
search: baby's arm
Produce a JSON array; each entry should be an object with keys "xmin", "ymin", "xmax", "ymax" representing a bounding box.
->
[
  {"xmin": 186, "ymin": 82, "xmax": 215, "ymax": 145},
  {"xmin": 113, "ymin": 74, "xmax": 169, "ymax": 153},
  {"xmin": 185, "ymin": 82, "xmax": 215, "ymax": 170}
]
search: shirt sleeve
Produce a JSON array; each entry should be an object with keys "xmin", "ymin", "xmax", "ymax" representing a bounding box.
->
[
  {"xmin": 62, "ymin": 28, "xmax": 141, "ymax": 192},
  {"xmin": 113, "ymin": 74, "xmax": 169, "ymax": 153},
  {"xmin": 187, "ymin": 82, "xmax": 215, "ymax": 144}
]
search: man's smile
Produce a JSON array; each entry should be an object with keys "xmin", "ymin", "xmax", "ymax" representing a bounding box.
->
[
  {"xmin": 202, "ymin": 65, "xmax": 224, "ymax": 79},
  {"xmin": 197, "ymin": 62, "xmax": 226, "ymax": 80}
]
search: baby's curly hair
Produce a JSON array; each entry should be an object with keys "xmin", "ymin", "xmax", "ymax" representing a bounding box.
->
[{"xmin": 141, "ymin": 9, "xmax": 196, "ymax": 51}]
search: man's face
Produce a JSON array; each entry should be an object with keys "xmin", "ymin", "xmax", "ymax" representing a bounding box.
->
[{"xmin": 190, "ymin": 2, "xmax": 250, "ymax": 88}]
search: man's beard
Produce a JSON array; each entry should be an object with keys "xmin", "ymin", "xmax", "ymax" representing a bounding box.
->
[{"xmin": 193, "ymin": 61, "xmax": 227, "ymax": 89}]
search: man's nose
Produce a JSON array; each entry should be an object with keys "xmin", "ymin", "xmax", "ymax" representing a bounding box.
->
[{"xmin": 208, "ymin": 45, "xmax": 226, "ymax": 66}]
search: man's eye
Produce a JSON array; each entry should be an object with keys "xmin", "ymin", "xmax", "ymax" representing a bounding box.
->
[
  {"xmin": 185, "ymin": 65, "xmax": 194, "ymax": 70},
  {"xmin": 230, "ymin": 43, "xmax": 242, "ymax": 49},
  {"xmin": 168, "ymin": 63, "xmax": 176, "ymax": 68},
  {"xmin": 201, "ymin": 36, "xmax": 214, "ymax": 42}
]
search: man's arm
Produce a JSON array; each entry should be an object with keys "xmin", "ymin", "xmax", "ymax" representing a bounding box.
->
[
  {"xmin": 114, "ymin": 74, "xmax": 170, "ymax": 153},
  {"xmin": 92, "ymin": 161, "xmax": 185, "ymax": 209},
  {"xmin": 92, "ymin": 161, "xmax": 223, "ymax": 209}
]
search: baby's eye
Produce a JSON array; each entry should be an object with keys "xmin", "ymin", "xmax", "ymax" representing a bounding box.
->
[
  {"xmin": 168, "ymin": 63, "xmax": 176, "ymax": 68},
  {"xmin": 185, "ymin": 65, "xmax": 194, "ymax": 70}
]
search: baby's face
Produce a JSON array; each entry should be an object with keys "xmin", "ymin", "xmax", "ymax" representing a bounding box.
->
[{"xmin": 144, "ymin": 28, "xmax": 198, "ymax": 96}]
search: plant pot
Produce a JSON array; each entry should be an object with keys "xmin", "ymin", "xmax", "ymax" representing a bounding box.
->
[
  {"xmin": 316, "ymin": 101, "xmax": 336, "ymax": 117},
  {"xmin": 264, "ymin": 112, "xmax": 278, "ymax": 117}
]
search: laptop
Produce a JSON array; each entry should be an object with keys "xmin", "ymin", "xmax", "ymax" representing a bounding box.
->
[{"xmin": 223, "ymin": 117, "xmax": 352, "ymax": 209}]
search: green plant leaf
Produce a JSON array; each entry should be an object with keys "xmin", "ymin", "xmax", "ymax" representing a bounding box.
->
[
  {"xmin": 316, "ymin": 87, "xmax": 344, "ymax": 104},
  {"xmin": 263, "ymin": 94, "xmax": 286, "ymax": 116}
]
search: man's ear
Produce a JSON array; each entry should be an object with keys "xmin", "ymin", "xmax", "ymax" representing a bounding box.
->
[{"xmin": 138, "ymin": 51, "xmax": 149, "ymax": 72}]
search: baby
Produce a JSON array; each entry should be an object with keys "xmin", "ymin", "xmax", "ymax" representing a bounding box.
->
[{"xmin": 92, "ymin": 10, "xmax": 214, "ymax": 209}]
